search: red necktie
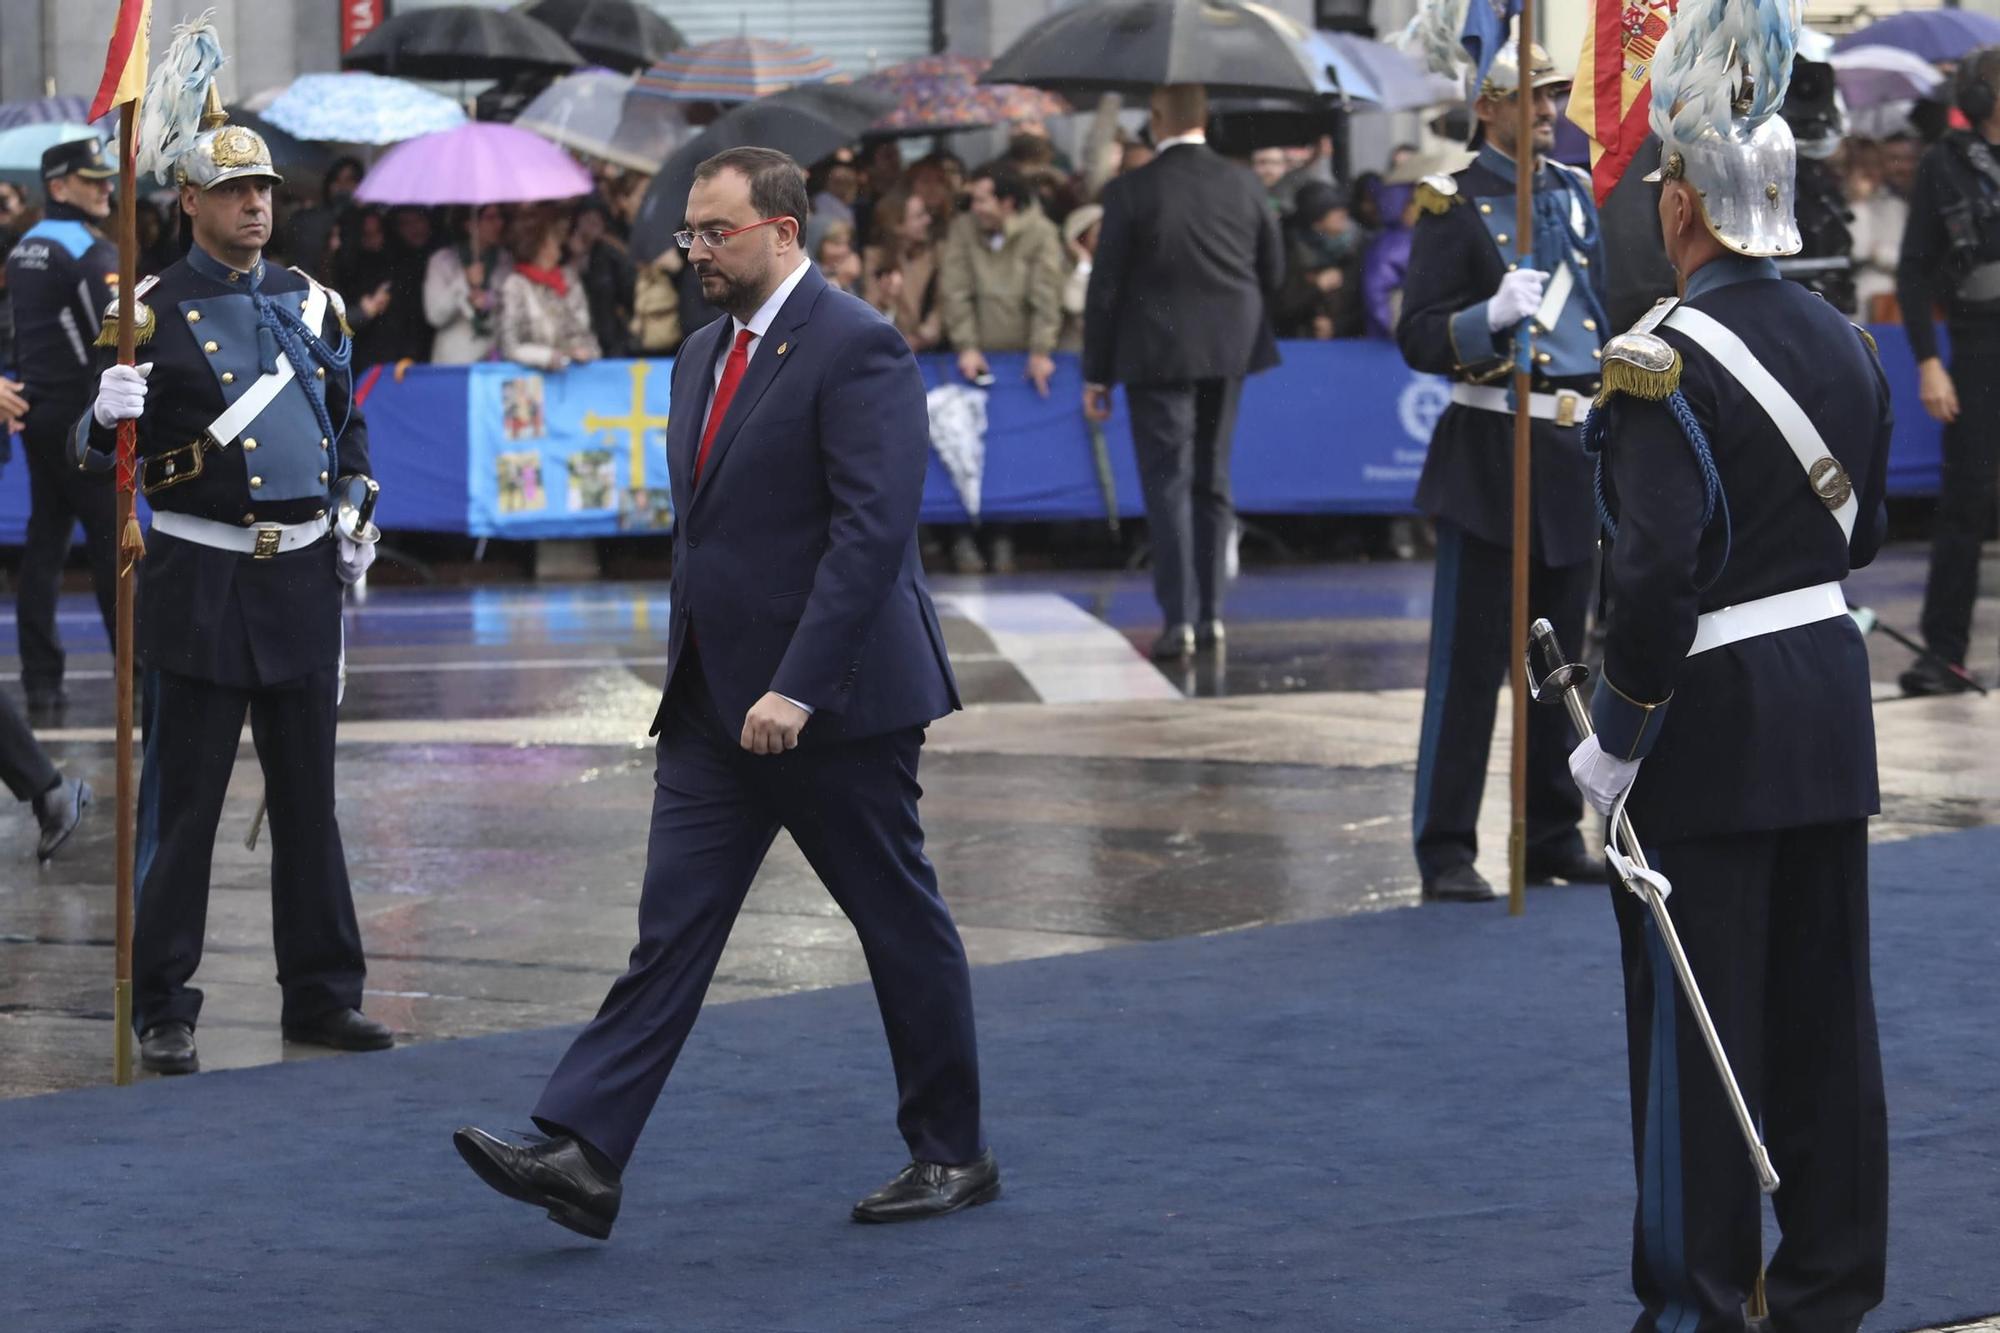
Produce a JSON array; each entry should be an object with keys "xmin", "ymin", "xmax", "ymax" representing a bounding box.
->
[{"xmin": 695, "ymin": 327, "xmax": 755, "ymax": 484}]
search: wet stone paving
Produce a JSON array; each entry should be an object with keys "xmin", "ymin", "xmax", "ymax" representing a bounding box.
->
[{"xmin": 0, "ymin": 548, "xmax": 1993, "ymax": 1100}]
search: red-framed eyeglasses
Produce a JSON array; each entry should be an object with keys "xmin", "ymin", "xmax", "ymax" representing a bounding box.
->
[{"xmin": 673, "ymin": 217, "xmax": 790, "ymax": 251}]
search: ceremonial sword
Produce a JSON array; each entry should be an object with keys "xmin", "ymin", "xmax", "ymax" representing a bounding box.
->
[
  {"xmin": 1525, "ymin": 617, "xmax": 1780, "ymax": 1195},
  {"xmin": 246, "ymin": 478, "xmax": 378, "ymax": 850}
]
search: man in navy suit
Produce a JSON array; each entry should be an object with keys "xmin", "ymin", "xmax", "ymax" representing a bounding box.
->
[{"xmin": 455, "ymin": 148, "xmax": 995, "ymax": 1240}]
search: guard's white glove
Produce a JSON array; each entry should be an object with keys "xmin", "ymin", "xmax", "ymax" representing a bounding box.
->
[
  {"xmin": 1486, "ymin": 269, "xmax": 1547, "ymax": 332},
  {"xmin": 1568, "ymin": 734, "xmax": 1642, "ymax": 817},
  {"xmin": 336, "ymin": 535, "xmax": 377, "ymax": 585},
  {"xmin": 92, "ymin": 362, "xmax": 152, "ymax": 428}
]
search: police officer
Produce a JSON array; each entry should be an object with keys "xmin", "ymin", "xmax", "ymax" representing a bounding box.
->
[
  {"xmin": 1573, "ymin": 5, "xmax": 1891, "ymax": 1323},
  {"xmin": 77, "ymin": 85, "xmax": 392, "ymax": 1075},
  {"xmin": 4, "ymin": 137, "xmax": 122, "ymax": 717},
  {"xmin": 1395, "ymin": 38, "xmax": 1609, "ymax": 902},
  {"xmin": 1895, "ymin": 46, "xmax": 2000, "ymax": 696}
]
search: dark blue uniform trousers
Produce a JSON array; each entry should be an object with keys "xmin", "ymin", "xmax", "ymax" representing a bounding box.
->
[
  {"xmin": 1613, "ymin": 820, "xmax": 1887, "ymax": 1333},
  {"xmin": 533, "ymin": 659, "xmax": 985, "ymax": 1171},
  {"xmin": 134, "ymin": 666, "xmax": 366, "ymax": 1032},
  {"xmin": 1413, "ymin": 519, "xmax": 1593, "ymax": 881}
]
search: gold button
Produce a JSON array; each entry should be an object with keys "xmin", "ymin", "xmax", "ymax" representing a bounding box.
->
[
  {"xmin": 315, "ymin": 367, "xmax": 326, "ymax": 380},
  {"xmin": 204, "ymin": 340, "xmax": 219, "ymax": 354},
  {"xmin": 1591, "ymin": 382, "xmax": 1601, "ymax": 393},
  {"xmin": 1507, "ymin": 263, "xmax": 1518, "ymax": 272},
  {"xmin": 1583, "ymin": 320, "xmax": 1597, "ymax": 332},
  {"xmin": 314, "ymin": 509, "xmax": 326, "ymax": 520},
  {"xmin": 318, "ymin": 470, "xmax": 329, "ymax": 484},
  {"xmin": 242, "ymin": 513, "xmax": 257, "ymax": 525},
  {"xmin": 186, "ymin": 310, "xmax": 202, "ymax": 323},
  {"xmin": 1537, "ymin": 352, "xmax": 1552, "ymax": 365},
  {"xmin": 1479, "ymin": 203, "xmax": 1492, "ymax": 214},
  {"xmin": 250, "ymin": 476, "xmax": 263, "ymax": 489},
  {"xmin": 320, "ymin": 437, "xmax": 330, "ymax": 450},
  {"xmin": 1577, "ymin": 256, "xmax": 1590, "ymax": 267},
  {"xmin": 1592, "ymin": 349, "xmax": 1603, "ymax": 360},
  {"xmin": 1496, "ymin": 232, "xmax": 1509, "ymax": 245},
  {"xmin": 243, "ymin": 438, "xmax": 258, "ymax": 451},
  {"xmin": 221, "ymin": 372, "xmax": 235, "ymax": 385}
]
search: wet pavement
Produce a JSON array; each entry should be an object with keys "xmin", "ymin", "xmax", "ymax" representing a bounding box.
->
[{"xmin": 0, "ymin": 545, "xmax": 1992, "ymax": 1097}]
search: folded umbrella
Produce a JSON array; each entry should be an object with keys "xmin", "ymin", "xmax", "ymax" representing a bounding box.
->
[
  {"xmin": 859, "ymin": 54, "xmax": 1071, "ymax": 137},
  {"xmin": 633, "ymin": 36, "xmax": 839, "ymax": 104},
  {"xmin": 262, "ymin": 72, "xmax": 467, "ymax": 146},
  {"xmin": 516, "ymin": 69, "xmax": 692, "ymax": 172},
  {"xmin": 343, "ymin": 5, "xmax": 584, "ymax": 82},
  {"xmin": 523, "ymin": 0, "xmax": 685, "ymax": 74},
  {"xmin": 353, "ymin": 122, "xmax": 594, "ymax": 206},
  {"xmin": 982, "ymin": 0, "xmax": 1330, "ymax": 100},
  {"xmin": 629, "ymin": 83, "xmax": 894, "ymax": 261},
  {"xmin": 1829, "ymin": 45, "xmax": 1946, "ymax": 113},
  {"xmin": 1832, "ymin": 9, "xmax": 2000, "ymax": 63}
]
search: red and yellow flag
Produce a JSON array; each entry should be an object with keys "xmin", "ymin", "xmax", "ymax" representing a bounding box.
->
[
  {"xmin": 88, "ymin": 0, "xmax": 153, "ymax": 121},
  {"xmin": 1568, "ymin": 0, "xmax": 1676, "ymax": 205}
]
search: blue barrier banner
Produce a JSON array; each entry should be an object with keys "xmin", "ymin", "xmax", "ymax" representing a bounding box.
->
[
  {"xmin": 0, "ymin": 329, "xmax": 1946, "ymax": 544},
  {"xmin": 464, "ymin": 358, "xmax": 675, "ymax": 538}
]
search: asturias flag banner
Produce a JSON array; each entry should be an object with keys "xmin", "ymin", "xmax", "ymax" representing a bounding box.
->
[
  {"xmin": 1462, "ymin": 0, "xmax": 1524, "ymax": 94},
  {"xmin": 89, "ymin": 0, "xmax": 154, "ymax": 120},
  {"xmin": 1569, "ymin": 0, "xmax": 1677, "ymax": 204}
]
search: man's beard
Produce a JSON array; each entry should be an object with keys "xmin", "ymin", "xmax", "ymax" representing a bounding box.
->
[{"xmin": 698, "ymin": 262, "xmax": 764, "ymax": 319}]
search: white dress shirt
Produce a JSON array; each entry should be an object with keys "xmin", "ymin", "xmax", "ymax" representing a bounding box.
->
[
  {"xmin": 698, "ymin": 253, "xmax": 818, "ymax": 717},
  {"xmin": 1154, "ymin": 130, "xmax": 1208, "ymax": 153}
]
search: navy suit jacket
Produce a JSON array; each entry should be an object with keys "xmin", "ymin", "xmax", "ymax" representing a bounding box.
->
[{"xmin": 654, "ymin": 263, "xmax": 961, "ymax": 744}]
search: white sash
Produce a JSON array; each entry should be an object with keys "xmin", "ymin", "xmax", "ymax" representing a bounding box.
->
[{"xmin": 1661, "ymin": 304, "xmax": 1858, "ymax": 543}]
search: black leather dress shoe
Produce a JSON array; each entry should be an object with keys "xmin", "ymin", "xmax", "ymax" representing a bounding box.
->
[
  {"xmin": 454, "ymin": 1127, "xmax": 622, "ymax": 1240},
  {"xmin": 1196, "ymin": 619, "xmax": 1226, "ymax": 650},
  {"xmin": 851, "ymin": 1149, "xmax": 1001, "ymax": 1223},
  {"xmin": 33, "ymin": 777, "xmax": 91, "ymax": 862},
  {"xmin": 282, "ymin": 1008, "xmax": 394, "ymax": 1051},
  {"xmin": 1528, "ymin": 849, "xmax": 1610, "ymax": 886},
  {"xmin": 1150, "ymin": 625, "xmax": 1195, "ymax": 661},
  {"xmin": 1899, "ymin": 657, "xmax": 1977, "ymax": 697},
  {"xmin": 1420, "ymin": 864, "xmax": 1497, "ymax": 903},
  {"xmin": 140, "ymin": 1021, "xmax": 198, "ymax": 1075}
]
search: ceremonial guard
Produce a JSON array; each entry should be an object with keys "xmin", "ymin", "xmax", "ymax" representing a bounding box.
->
[
  {"xmin": 76, "ymin": 52, "xmax": 392, "ymax": 1075},
  {"xmin": 4, "ymin": 136, "xmax": 123, "ymax": 717},
  {"xmin": 1572, "ymin": 3, "xmax": 1890, "ymax": 1325},
  {"xmin": 1395, "ymin": 36, "xmax": 1608, "ymax": 902}
]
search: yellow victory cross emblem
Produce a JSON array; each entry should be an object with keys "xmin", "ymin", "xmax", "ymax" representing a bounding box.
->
[{"xmin": 581, "ymin": 361, "xmax": 671, "ymax": 489}]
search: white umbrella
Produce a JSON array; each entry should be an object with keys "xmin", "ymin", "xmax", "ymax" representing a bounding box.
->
[
  {"xmin": 1828, "ymin": 44, "xmax": 1945, "ymax": 112},
  {"xmin": 515, "ymin": 69, "xmax": 691, "ymax": 172},
  {"xmin": 263, "ymin": 72, "xmax": 468, "ymax": 145}
]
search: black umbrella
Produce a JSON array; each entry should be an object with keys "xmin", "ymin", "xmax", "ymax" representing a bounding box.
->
[
  {"xmin": 630, "ymin": 83, "xmax": 894, "ymax": 262},
  {"xmin": 523, "ymin": 0, "xmax": 685, "ymax": 74},
  {"xmin": 343, "ymin": 5, "xmax": 584, "ymax": 82},
  {"xmin": 983, "ymin": 0, "xmax": 1325, "ymax": 101}
]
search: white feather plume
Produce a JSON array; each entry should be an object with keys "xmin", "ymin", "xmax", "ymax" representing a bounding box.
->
[
  {"xmin": 1650, "ymin": 0, "xmax": 1800, "ymax": 146},
  {"xmin": 1393, "ymin": 0, "xmax": 1473, "ymax": 82},
  {"xmin": 136, "ymin": 9, "xmax": 227, "ymax": 185}
]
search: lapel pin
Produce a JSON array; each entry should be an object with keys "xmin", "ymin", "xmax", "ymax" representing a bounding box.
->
[{"xmin": 775, "ymin": 341, "xmax": 789, "ymax": 356}]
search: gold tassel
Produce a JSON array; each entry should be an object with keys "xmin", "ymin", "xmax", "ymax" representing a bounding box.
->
[
  {"xmin": 118, "ymin": 514, "xmax": 147, "ymax": 577},
  {"xmin": 1595, "ymin": 352, "xmax": 1682, "ymax": 406},
  {"xmin": 94, "ymin": 303, "xmax": 156, "ymax": 349},
  {"xmin": 1415, "ymin": 182, "xmax": 1459, "ymax": 216}
]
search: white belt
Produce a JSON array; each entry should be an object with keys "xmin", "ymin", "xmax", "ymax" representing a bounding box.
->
[
  {"xmin": 152, "ymin": 511, "xmax": 331, "ymax": 559},
  {"xmin": 1686, "ymin": 581, "xmax": 1848, "ymax": 657},
  {"xmin": 1449, "ymin": 382, "xmax": 1585, "ymax": 427}
]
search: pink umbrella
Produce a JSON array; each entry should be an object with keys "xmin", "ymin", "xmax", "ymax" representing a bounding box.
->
[{"xmin": 354, "ymin": 121, "xmax": 593, "ymax": 205}]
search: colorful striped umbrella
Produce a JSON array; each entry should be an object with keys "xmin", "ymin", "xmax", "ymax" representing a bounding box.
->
[
  {"xmin": 632, "ymin": 36, "xmax": 836, "ymax": 104},
  {"xmin": 262, "ymin": 72, "xmax": 467, "ymax": 146},
  {"xmin": 859, "ymin": 55, "xmax": 1070, "ymax": 137}
]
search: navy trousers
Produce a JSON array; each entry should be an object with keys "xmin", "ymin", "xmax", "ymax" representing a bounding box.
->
[
  {"xmin": 1613, "ymin": 820, "xmax": 1887, "ymax": 1333},
  {"xmin": 1412, "ymin": 519, "xmax": 1592, "ymax": 881},
  {"xmin": 134, "ymin": 667, "xmax": 366, "ymax": 1032},
  {"xmin": 533, "ymin": 658, "xmax": 985, "ymax": 1170}
]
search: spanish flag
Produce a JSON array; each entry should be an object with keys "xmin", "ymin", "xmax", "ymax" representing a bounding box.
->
[
  {"xmin": 1567, "ymin": 0, "xmax": 1676, "ymax": 205},
  {"xmin": 88, "ymin": 0, "xmax": 153, "ymax": 121}
]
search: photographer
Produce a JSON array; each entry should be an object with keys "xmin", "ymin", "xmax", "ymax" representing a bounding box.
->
[{"xmin": 1895, "ymin": 47, "xmax": 2000, "ymax": 695}]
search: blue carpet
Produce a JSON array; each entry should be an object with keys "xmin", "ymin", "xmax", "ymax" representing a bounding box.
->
[{"xmin": 6, "ymin": 828, "xmax": 1997, "ymax": 1332}]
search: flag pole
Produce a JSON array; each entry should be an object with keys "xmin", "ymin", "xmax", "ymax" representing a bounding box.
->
[
  {"xmin": 1507, "ymin": 0, "xmax": 1537, "ymax": 918},
  {"xmin": 111, "ymin": 100, "xmax": 142, "ymax": 1086}
]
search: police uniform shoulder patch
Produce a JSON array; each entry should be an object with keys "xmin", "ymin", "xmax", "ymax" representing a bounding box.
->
[
  {"xmin": 1595, "ymin": 299, "xmax": 1683, "ymax": 405},
  {"xmin": 1415, "ymin": 174, "xmax": 1462, "ymax": 215}
]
